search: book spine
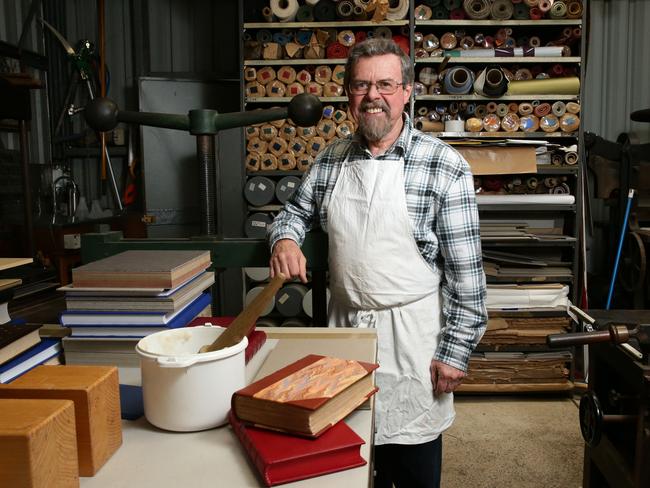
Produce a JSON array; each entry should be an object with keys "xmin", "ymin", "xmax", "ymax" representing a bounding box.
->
[
  {"xmin": 228, "ymin": 412, "xmax": 273, "ymax": 486},
  {"xmin": 244, "ymin": 331, "xmax": 267, "ymax": 364}
]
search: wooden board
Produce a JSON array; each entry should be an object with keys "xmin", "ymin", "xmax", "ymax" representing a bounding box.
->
[{"xmin": 0, "ymin": 258, "xmax": 33, "ymax": 271}]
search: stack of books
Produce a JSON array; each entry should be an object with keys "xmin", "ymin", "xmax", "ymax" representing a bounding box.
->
[
  {"xmin": 0, "ymin": 258, "xmax": 63, "ymax": 383},
  {"xmin": 57, "ymin": 250, "xmax": 215, "ymax": 369},
  {"xmin": 229, "ymin": 354, "xmax": 378, "ymax": 486}
]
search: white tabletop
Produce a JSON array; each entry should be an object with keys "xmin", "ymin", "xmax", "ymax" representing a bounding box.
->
[{"xmin": 81, "ymin": 328, "xmax": 377, "ymax": 488}]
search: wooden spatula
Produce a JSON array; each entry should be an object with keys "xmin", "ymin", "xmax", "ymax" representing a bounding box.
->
[{"xmin": 198, "ymin": 273, "xmax": 287, "ymax": 353}]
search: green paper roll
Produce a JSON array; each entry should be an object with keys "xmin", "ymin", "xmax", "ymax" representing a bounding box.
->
[{"xmin": 506, "ymin": 77, "xmax": 580, "ymax": 95}]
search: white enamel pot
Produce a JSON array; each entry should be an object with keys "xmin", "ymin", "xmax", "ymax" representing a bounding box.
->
[{"xmin": 136, "ymin": 325, "xmax": 247, "ymax": 432}]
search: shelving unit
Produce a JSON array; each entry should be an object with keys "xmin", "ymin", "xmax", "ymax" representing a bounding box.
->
[{"xmin": 238, "ymin": 2, "xmax": 587, "ymax": 372}]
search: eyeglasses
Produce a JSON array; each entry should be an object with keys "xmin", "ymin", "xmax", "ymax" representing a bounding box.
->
[{"xmin": 348, "ymin": 79, "xmax": 404, "ymax": 95}]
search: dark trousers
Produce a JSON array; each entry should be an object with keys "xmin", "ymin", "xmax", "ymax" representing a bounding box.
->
[{"xmin": 373, "ymin": 436, "xmax": 442, "ymax": 488}]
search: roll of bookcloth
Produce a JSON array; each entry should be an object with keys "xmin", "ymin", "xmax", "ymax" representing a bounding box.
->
[
  {"xmin": 298, "ymin": 125, "xmax": 317, "ymax": 140},
  {"xmin": 294, "ymin": 29, "xmax": 313, "ymax": 46},
  {"xmin": 560, "ymin": 113, "xmax": 580, "ymax": 132},
  {"xmin": 540, "ymin": 114, "xmax": 560, "ymax": 132},
  {"xmin": 259, "ymin": 124, "xmax": 278, "ymax": 141},
  {"xmin": 518, "ymin": 102, "xmax": 533, "ymax": 115},
  {"xmin": 336, "ymin": 121, "xmax": 354, "ymax": 138},
  {"xmin": 296, "ymin": 4, "xmax": 315, "ymax": 22},
  {"xmin": 422, "ymin": 34, "xmax": 440, "ymax": 51},
  {"xmin": 483, "ymin": 67, "xmax": 508, "ymax": 96},
  {"xmin": 316, "ymin": 119, "xmax": 337, "ymax": 139},
  {"xmin": 538, "ymin": 0, "xmax": 552, "ymax": 12},
  {"xmin": 443, "ymin": 66, "xmax": 475, "ymax": 95},
  {"xmin": 534, "ymin": 103, "xmax": 552, "ymax": 117},
  {"xmin": 277, "ymin": 66, "xmax": 296, "ymax": 84},
  {"xmin": 464, "ymin": 0, "xmax": 491, "ymax": 19},
  {"xmin": 465, "ymin": 117, "xmax": 483, "ymax": 132},
  {"xmin": 374, "ymin": 26, "xmax": 393, "ymax": 40},
  {"xmin": 387, "ymin": 0, "xmax": 409, "ymax": 20},
  {"xmin": 262, "ymin": 6, "xmax": 273, "ymax": 22},
  {"xmin": 245, "ymin": 126, "xmax": 260, "ymax": 140},
  {"xmin": 422, "ymin": 0, "xmax": 442, "ymax": 6},
  {"xmin": 322, "ymin": 105, "xmax": 335, "ymax": 119},
  {"xmin": 432, "ymin": 5, "xmax": 449, "ymax": 18},
  {"xmin": 296, "ymin": 70, "xmax": 311, "ymax": 85},
  {"xmin": 307, "ymin": 136, "xmax": 326, "ymax": 157},
  {"xmin": 565, "ymin": 101, "xmax": 580, "ymax": 114},
  {"xmin": 326, "ymin": 42, "xmax": 349, "ymax": 59},
  {"xmin": 551, "ymin": 153, "xmax": 564, "ymax": 165},
  {"xmin": 520, "ymin": 114, "xmax": 539, "ymax": 132},
  {"xmin": 529, "ymin": 7, "xmax": 543, "ymax": 19},
  {"xmin": 245, "ymin": 152, "xmax": 261, "ymax": 172},
  {"xmin": 305, "ymin": 82, "xmax": 323, "ymax": 96},
  {"xmin": 256, "ymin": 66, "xmax": 276, "ymax": 85},
  {"xmin": 355, "ymin": 31, "xmax": 367, "ymax": 43},
  {"xmin": 279, "ymin": 124, "xmax": 297, "ymax": 140},
  {"xmin": 419, "ymin": 67, "xmax": 438, "ymax": 86},
  {"xmin": 486, "ymin": 101, "xmax": 498, "ymax": 113},
  {"xmin": 508, "ymin": 102, "xmax": 519, "ymax": 113},
  {"xmin": 247, "ymin": 137, "xmax": 267, "ymax": 154},
  {"xmin": 490, "ymin": 0, "xmax": 514, "ymax": 19},
  {"xmin": 483, "ymin": 113, "xmax": 501, "ymax": 132},
  {"xmin": 296, "ymin": 156, "xmax": 313, "ymax": 172},
  {"xmin": 315, "ymin": 65, "xmax": 332, "ymax": 84},
  {"xmin": 270, "ymin": 0, "xmax": 299, "ymax": 22},
  {"xmin": 244, "ymin": 67, "xmax": 257, "ymax": 82},
  {"xmin": 566, "ymin": 0, "xmax": 583, "ymax": 18},
  {"xmin": 441, "ymin": 32, "xmax": 457, "ymax": 50},
  {"xmin": 501, "ymin": 112, "xmax": 520, "ymax": 131},
  {"xmin": 332, "ymin": 109, "xmax": 347, "ymax": 123},
  {"xmin": 256, "ymin": 30, "xmax": 273, "ymax": 43},
  {"xmin": 496, "ymin": 103, "xmax": 509, "ymax": 117},
  {"xmin": 450, "ymin": 7, "xmax": 466, "ymax": 19},
  {"xmin": 314, "ymin": 0, "xmax": 337, "ymax": 21},
  {"xmin": 512, "ymin": 3, "xmax": 530, "ymax": 20},
  {"xmin": 286, "ymin": 82, "xmax": 304, "ymax": 97},
  {"xmin": 336, "ymin": 0, "xmax": 354, "ymax": 19},
  {"xmin": 268, "ymin": 137, "xmax": 289, "ymax": 157},
  {"xmin": 564, "ymin": 151, "xmax": 578, "ymax": 165},
  {"xmin": 278, "ymin": 152, "xmax": 297, "ymax": 170},
  {"xmin": 266, "ymin": 80, "xmax": 286, "ymax": 97},
  {"xmin": 288, "ymin": 137, "xmax": 307, "ymax": 156},
  {"xmin": 552, "ymin": 101, "xmax": 566, "ymax": 116},
  {"xmin": 332, "ymin": 65, "xmax": 346, "ymax": 85},
  {"xmin": 323, "ymin": 82, "xmax": 343, "ymax": 97},
  {"xmin": 414, "ymin": 82, "xmax": 427, "ymax": 95},
  {"xmin": 474, "ymin": 104, "xmax": 488, "ymax": 118},
  {"xmin": 466, "ymin": 102, "xmax": 477, "ymax": 115},
  {"xmin": 524, "ymin": 0, "xmax": 539, "ymax": 6},
  {"xmin": 415, "ymin": 119, "xmax": 445, "ymax": 132},
  {"xmin": 353, "ymin": 5, "xmax": 368, "ymax": 20},
  {"xmin": 415, "ymin": 4, "xmax": 433, "ymax": 19},
  {"xmin": 337, "ymin": 30, "xmax": 356, "ymax": 47},
  {"xmin": 261, "ymin": 153, "xmax": 279, "ymax": 170},
  {"xmin": 549, "ymin": 1, "xmax": 567, "ymax": 18},
  {"xmin": 393, "ymin": 35, "xmax": 410, "ymax": 55},
  {"xmin": 272, "ymin": 32, "xmax": 292, "ymax": 45}
]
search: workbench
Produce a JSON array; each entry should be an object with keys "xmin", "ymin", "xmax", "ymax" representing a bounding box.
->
[{"xmin": 80, "ymin": 327, "xmax": 377, "ymax": 488}]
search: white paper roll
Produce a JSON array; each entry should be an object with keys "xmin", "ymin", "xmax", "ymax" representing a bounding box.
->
[
  {"xmin": 245, "ymin": 286, "xmax": 275, "ymax": 316},
  {"xmin": 270, "ymin": 0, "xmax": 299, "ymax": 22},
  {"xmin": 244, "ymin": 267, "xmax": 271, "ymax": 282},
  {"xmin": 445, "ymin": 119, "xmax": 465, "ymax": 132}
]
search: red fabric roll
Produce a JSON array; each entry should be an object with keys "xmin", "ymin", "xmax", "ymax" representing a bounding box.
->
[
  {"xmin": 533, "ymin": 103, "xmax": 551, "ymax": 117},
  {"xmin": 482, "ymin": 176, "xmax": 504, "ymax": 192},
  {"xmin": 450, "ymin": 8, "xmax": 466, "ymax": 19},
  {"xmin": 355, "ymin": 31, "xmax": 367, "ymax": 43},
  {"xmin": 529, "ymin": 7, "xmax": 543, "ymax": 19},
  {"xmin": 392, "ymin": 35, "xmax": 410, "ymax": 55},
  {"xmin": 326, "ymin": 42, "xmax": 349, "ymax": 59},
  {"xmin": 551, "ymin": 64, "xmax": 564, "ymax": 76}
]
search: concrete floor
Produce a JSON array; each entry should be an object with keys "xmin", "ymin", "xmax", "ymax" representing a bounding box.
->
[{"xmin": 442, "ymin": 396, "xmax": 584, "ymax": 488}]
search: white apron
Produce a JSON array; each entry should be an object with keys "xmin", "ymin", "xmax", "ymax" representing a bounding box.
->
[{"xmin": 327, "ymin": 155, "xmax": 455, "ymax": 445}]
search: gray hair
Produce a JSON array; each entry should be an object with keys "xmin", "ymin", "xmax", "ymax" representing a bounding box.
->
[{"xmin": 344, "ymin": 38, "xmax": 414, "ymax": 90}]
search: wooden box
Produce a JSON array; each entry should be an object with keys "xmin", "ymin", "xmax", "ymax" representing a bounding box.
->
[
  {"xmin": 0, "ymin": 365, "xmax": 122, "ymax": 476},
  {"xmin": 0, "ymin": 398, "xmax": 79, "ymax": 487}
]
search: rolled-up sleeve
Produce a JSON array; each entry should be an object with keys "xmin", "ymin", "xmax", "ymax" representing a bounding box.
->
[{"xmin": 434, "ymin": 166, "xmax": 487, "ymax": 372}]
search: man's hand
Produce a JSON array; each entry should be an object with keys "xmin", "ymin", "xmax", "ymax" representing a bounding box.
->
[
  {"xmin": 270, "ymin": 239, "xmax": 308, "ymax": 283},
  {"xmin": 430, "ymin": 359, "xmax": 466, "ymax": 396}
]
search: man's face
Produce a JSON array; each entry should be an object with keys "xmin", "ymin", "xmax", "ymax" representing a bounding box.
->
[{"xmin": 348, "ymin": 54, "xmax": 412, "ymax": 143}]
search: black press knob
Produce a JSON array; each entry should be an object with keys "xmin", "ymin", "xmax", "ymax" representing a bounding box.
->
[{"xmin": 84, "ymin": 97, "xmax": 119, "ymax": 132}]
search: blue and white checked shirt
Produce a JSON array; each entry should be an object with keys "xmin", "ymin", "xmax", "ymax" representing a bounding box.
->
[{"xmin": 268, "ymin": 114, "xmax": 487, "ymax": 372}]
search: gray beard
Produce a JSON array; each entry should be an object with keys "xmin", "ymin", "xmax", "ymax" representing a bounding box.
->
[{"xmin": 357, "ymin": 104, "xmax": 392, "ymax": 142}]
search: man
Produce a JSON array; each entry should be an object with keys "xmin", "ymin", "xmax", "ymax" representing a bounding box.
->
[{"xmin": 267, "ymin": 38, "xmax": 487, "ymax": 488}]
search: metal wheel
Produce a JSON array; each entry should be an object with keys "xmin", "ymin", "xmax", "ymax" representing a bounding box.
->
[
  {"xmin": 579, "ymin": 391, "xmax": 603, "ymax": 447},
  {"xmin": 619, "ymin": 232, "xmax": 646, "ymax": 292}
]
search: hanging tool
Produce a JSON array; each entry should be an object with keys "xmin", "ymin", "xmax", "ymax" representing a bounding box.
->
[
  {"xmin": 41, "ymin": 18, "xmax": 123, "ymax": 211},
  {"xmin": 606, "ymin": 189, "xmax": 635, "ymax": 309}
]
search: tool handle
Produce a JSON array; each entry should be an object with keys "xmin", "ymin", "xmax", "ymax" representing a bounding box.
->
[
  {"xmin": 199, "ymin": 273, "xmax": 287, "ymax": 353},
  {"xmin": 547, "ymin": 325, "xmax": 632, "ymax": 348}
]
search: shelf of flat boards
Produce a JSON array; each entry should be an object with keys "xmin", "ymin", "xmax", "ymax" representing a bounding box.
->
[
  {"xmin": 415, "ymin": 19, "xmax": 582, "ymax": 27},
  {"xmin": 474, "ymin": 344, "xmax": 574, "ymax": 353},
  {"xmin": 429, "ymin": 131, "xmax": 577, "ymax": 138},
  {"xmin": 481, "ymin": 237, "xmax": 576, "ymax": 246},
  {"xmin": 246, "ymin": 96, "xmax": 348, "ymax": 103},
  {"xmin": 478, "ymin": 203, "xmax": 576, "ymax": 211},
  {"xmin": 415, "ymin": 94, "xmax": 579, "ymax": 101},
  {"xmin": 416, "ymin": 56, "xmax": 581, "ymax": 64},
  {"xmin": 244, "ymin": 58, "xmax": 346, "ymax": 66},
  {"xmin": 536, "ymin": 166, "xmax": 579, "ymax": 174},
  {"xmin": 243, "ymin": 20, "xmax": 409, "ymax": 29}
]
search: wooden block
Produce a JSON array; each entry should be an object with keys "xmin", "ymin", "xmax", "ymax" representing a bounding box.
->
[
  {"xmin": 0, "ymin": 365, "xmax": 122, "ymax": 476},
  {"xmin": 0, "ymin": 398, "xmax": 79, "ymax": 488}
]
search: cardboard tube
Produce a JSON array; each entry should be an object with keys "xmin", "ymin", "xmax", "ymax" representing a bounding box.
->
[{"xmin": 506, "ymin": 77, "xmax": 580, "ymax": 95}]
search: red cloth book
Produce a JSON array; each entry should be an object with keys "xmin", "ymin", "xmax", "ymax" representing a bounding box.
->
[
  {"xmin": 186, "ymin": 316, "xmax": 266, "ymax": 364},
  {"xmin": 229, "ymin": 411, "xmax": 367, "ymax": 486}
]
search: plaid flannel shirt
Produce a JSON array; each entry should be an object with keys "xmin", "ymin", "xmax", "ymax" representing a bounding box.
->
[{"xmin": 268, "ymin": 114, "xmax": 487, "ymax": 372}]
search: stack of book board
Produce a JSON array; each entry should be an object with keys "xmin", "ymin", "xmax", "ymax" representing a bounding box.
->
[
  {"xmin": 229, "ymin": 353, "xmax": 379, "ymax": 486},
  {"xmin": 0, "ymin": 257, "xmax": 63, "ymax": 383},
  {"xmin": 57, "ymin": 250, "xmax": 215, "ymax": 373}
]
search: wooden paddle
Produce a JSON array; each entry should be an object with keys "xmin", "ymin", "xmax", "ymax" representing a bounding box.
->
[{"xmin": 198, "ymin": 273, "xmax": 287, "ymax": 353}]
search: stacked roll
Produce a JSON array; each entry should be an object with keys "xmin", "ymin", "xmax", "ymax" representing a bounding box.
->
[
  {"xmin": 246, "ymin": 103, "xmax": 356, "ymax": 173},
  {"xmin": 414, "ymin": 100, "xmax": 580, "ymax": 134},
  {"xmin": 474, "ymin": 175, "xmax": 572, "ymax": 195},
  {"xmin": 244, "ymin": 26, "xmax": 410, "ymax": 61},
  {"xmin": 245, "ymin": 65, "xmax": 346, "ymax": 99},
  {"xmin": 412, "ymin": 26, "xmax": 581, "ymax": 59}
]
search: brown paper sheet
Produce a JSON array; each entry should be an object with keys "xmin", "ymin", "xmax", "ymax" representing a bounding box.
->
[{"xmin": 456, "ymin": 146, "xmax": 537, "ymax": 175}]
